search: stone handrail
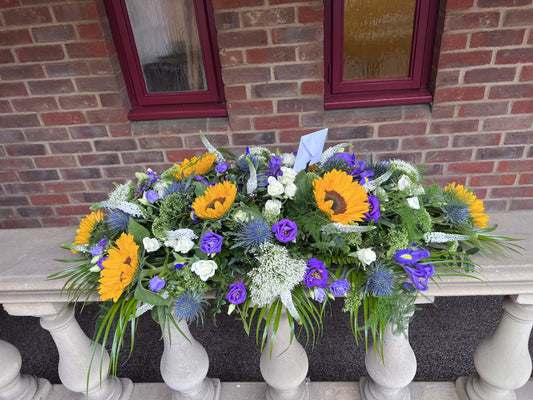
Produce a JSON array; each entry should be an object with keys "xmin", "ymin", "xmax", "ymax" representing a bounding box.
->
[{"xmin": 0, "ymin": 211, "xmax": 532, "ymax": 400}]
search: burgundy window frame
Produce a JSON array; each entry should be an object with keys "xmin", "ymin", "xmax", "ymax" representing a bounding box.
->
[
  {"xmin": 324, "ymin": 0, "xmax": 440, "ymax": 109},
  {"xmin": 104, "ymin": 0, "xmax": 227, "ymax": 120}
]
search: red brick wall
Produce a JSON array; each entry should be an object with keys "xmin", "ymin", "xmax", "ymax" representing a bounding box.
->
[{"xmin": 0, "ymin": 0, "xmax": 532, "ymax": 228}]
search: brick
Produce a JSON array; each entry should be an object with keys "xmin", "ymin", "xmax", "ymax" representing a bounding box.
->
[
  {"xmin": 470, "ymin": 29, "xmax": 525, "ymax": 48},
  {"xmin": 32, "ymin": 25, "xmax": 76, "ymax": 42},
  {"xmin": 214, "ymin": 11, "xmax": 240, "ymax": 30},
  {"xmin": 272, "ymin": 26, "xmax": 322, "ymax": 44},
  {"xmin": 252, "ymin": 82, "xmax": 298, "ymax": 98},
  {"xmin": 498, "ymin": 159, "xmax": 533, "ymax": 172},
  {"xmin": 12, "ymin": 97, "xmax": 58, "ymax": 112},
  {"xmin": 77, "ymin": 22, "xmax": 104, "ymax": 39},
  {"xmin": 483, "ymin": 115, "xmax": 533, "ymax": 131},
  {"xmin": 232, "ymin": 131, "xmax": 275, "ymax": 146},
  {"xmin": 108, "ymin": 124, "xmax": 131, "ymax": 137},
  {"xmin": 121, "ymin": 151, "xmax": 164, "ymax": 164},
  {"xmin": 222, "ymin": 67, "xmax": 270, "ymax": 84},
  {"xmin": 426, "ymin": 149, "xmax": 474, "ymax": 163},
  {"xmin": 477, "ymin": 146, "xmax": 524, "ymax": 160},
  {"xmin": 42, "ymin": 111, "xmax": 86, "ymax": 126},
  {"xmin": 60, "ymin": 168, "xmax": 101, "ymax": 180},
  {"xmin": 0, "ymin": 196, "xmax": 29, "ymax": 206},
  {"xmin": 446, "ymin": 0, "xmax": 474, "ymax": 9},
  {"xmin": 453, "ymin": 133, "xmax": 502, "ymax": 147},
  {"xmin": 464, "ymin": 67, "xmax": 517, "ymax": 83},
  {"xmin": 4, "ymin": 7, "xmax": 52, "ymax": 25},
  {"xmin": 28, "ymin": 79, "xmax": 75, "ymax": 95},
  {"xmin": 19, "ymin": 169, "xmax": 60, "ymax": 182},
  {"xmin": 510, "ymin": 198, "xmax": 533, "ymax": 211},
  {"xmin": 219, "ymin": 50, "xmax": 244, "ymax": 67},
  {"xmin": 458, "ymin": 102, "xmax": 509, "ymax": 117},
  {"xmin": 438, "ymin": 51, "xmax": 493, "ymax": 69},
  {"xmin": 299, "ymin": 5, "xmax": 323, "ymax": 23},
  {"xmin": 212, "ymin": 0, "xmax": 264, "ymax": 9},
  {"xmin": 3, "ymin": 183, "xmax": 42, "ymax": 195},
  {"xmin": 444, "ymin": 12, "xmax": 500, "ymax": 30},
  {"xmin": 0, "ymin": 64, "xmax": 44, "ymax": 80},
  {"xmin": 103, "ymin": 165, "xmax": 141, "ymax": 179},
  {"xmin": 479, "ymin": 0, "xmax": 531, "ymax": 7},
  {"xmin": 99, "ymin": 93, "xmax": 123, "ymax": 108},
  {"xmin": 66, "ymin": 42, "xmax": 110, "ymax": 58},
  {"xmin": 94, "ymin": 138, "xmax": 136, "ymax": 151},
  {"xmin": 274, "ymin": 62, "xmax": 322, "ymax": 80},
  {"xmin": 76, "ymin": 76, "xmax": 119, "ymax": 92},
  {"xmin": 434, "ymin": 86, "xmax": 485, "ymax": 103},
  {"xmin": 70, "ymin": 192, "xmax": 108, "ymax": 204},
  {"xmin": 254, "ymin": 114, "xmax": 299, "ymax": 130},
  {"xmin": 49, "ymin": 141, "xmax": 92, "ymax": 154},
  {"xmin": 45, "ymin": 181, "xmax": 86, "ymax": 193},
  {"xmin": 224, "ymin": 85, "xmax": 247, "ymax": 101},
  {"xmin": 227, "ymin": 100, "xmax": 273, "ymax": 116},
  {"xmin": 511, "ymin": 100, "xmax": 533, "ymax": 114},
  {"xmin": 470, "ymin": 174, "xmax": 516, "ymax": 187},
  {"xmin": 0, "ymin": 49, "xmax": 14, "ymax": 64},
  {"xmin": 78, "ymin": 153, "xmax": 120, "ymax": 166},
  {"xmin": 0, "ymin": 28, "xmax": 32, "ymax": 45},
  {"xmin": 70, "ymin": 125, "xmax": 108, "ymax": 139},
  {"xmin": 246, "ymin": 47, "xmax": 296, "ymax": 64},
  {"xmin": 0, "ymin": 130, "xmax": 24, "ymax": 143},
  {"xmin": 504, "ymin": 8, "xmax": 533, "ymax": 26},
  {"xmin": 17, "ymin": 206, "xmax": 54, "ymax": 218},
  {"xmin": 504, "ymin": 131, "xmax": 533, "ymax": 144},
  {"xmin": 25, "ymin": 127, "xmax": 69, "ymax": 142},
  {"xmin": 496, "ymin": 47, "xmax": 533, "ymax": 64},
  {"xmin": 45, "ymin": 61, "xmax": 89, "ymax": 77},
  {"xmin": 278, "ymin": 98, "xmax": 323, "ymax": 113},
  {"xmin": 489, "ymin": 84, "xmax": 533, "ymax": 99},
  {"xmin": 228, "ymin": 117, "xmax": 252, "ymax": 131},
  {"xmin": 217, "ymin": 29, "xmax": 267, "ymax": 49},
  {"xmin": 87, "ymin": 59, "xmax": 115, "ymax": 75},
  {"xmin": 521, "ymin": 66, "xmax": 533, "ymax": 81},
  {"xmin": 430, "ymin": 120, "xmax": 479, "ymax": 134},
  {"xmin": 241, "ymin": 8, "xmax": 295, "ymax": 27},
  {"xmin": 301, "ymin": 80, "xmax": 323, "ymax": 95},
  {"xmin": 166, "ymin": 149, "xmax": 201, "ymax": 163},
  {"xmin": 56, "ymin": 205, "xmax": 95, "ymax": 216},
  {"xmin": 401, "ymin": 135, "xmax": 449, "ymax": 150},
  {"xmin": 327, "ymin": 126, "xmax": 373, "ymax": 141},
  {"xmin": 0, "ymin": 82, "xmax": 27, "ymax": 96},
  {"xmin": 1, "ymin": 219, "xmax": 42, "ymax": 229},
  {"xmin": 377, "ymin": 123, "xmax": 427, "ymax": 137},
  {"xmin": 492, "ymin": 186, "xmax": 533, "ymax": 198},
  {"xmin": 440, "ymin": 33, "xmax": 468, "ymax": 50},
  {"xmin": 518, "ymin": 173, "xmax": 533, "ymax": 185},
  {"xmin": 34, "ymin": 155, "xmax": 77, "ymax": 168},
  {"xmin": 0, "ymin": 100, "xmax": 12, "ymax": 113},
  {"xmin": 0, "ymin": 114, "xmax": 40, "ymax": 128},
  {"xmin": 301, "ymin": 112, "xmax": 324, "ymax": 127},
  {"xmin": 58, "ymin": 94, "xmax": 98, "ymax": 109},
  {"xmin": 447, "ymin": 161, "xmax": 495, "ymax": 174},
  {"xmin": 86, "ymin": 109, "xmax": 127, "ymax": 124},
  {"xmin": 5, "ymin": 143, "xmax": 46, "ymax": 156},
  {"xmin": 299, "ymin": 42, "xmax": 323, "ymax": 61},
  {"xmin": 52, "ymin": 3, "xmax": 96, "ymax": 22}
]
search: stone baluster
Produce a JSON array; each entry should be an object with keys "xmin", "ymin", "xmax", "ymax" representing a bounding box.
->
[
  {"xmin": 0, "ymin": 338, "xmax": 51, "ymax": 400},
  {"xmin": 359, "ymin": 310, "xmax": 417, "ymax": 400},
  {"xmin": 456, "ymin": 294, "xmax": 533, "ymax": 400},
  {"xmin": 160, "ymin": 314, "xmax": 220, "ymax": 400},
  {"xmin": 260, "ymin": 308, "xmax": 309, "ymax": 400},
  {"xmin": 3, "ymin": 302, "xmax": 133, "ymax": 400}
]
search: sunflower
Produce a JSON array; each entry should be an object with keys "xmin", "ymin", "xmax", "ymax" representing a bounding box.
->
[
  {"xmin": 445, "ymin": 183, "xmax": 489, "ymax": 228},
  {"xmin": 313, "ymin": 169, "xmax": 369, "ymax": 225},
  {"xmin": 173, "ymin": 153, "xmax": 217, "ymax": 180},
  {"xmin": 192, "ymin": 181, "xmax": 237, "ymax": 219},
  {"xmin": 98, "ymin": 233, "xmax": 139, "ymax": 302},
  {"xmin": 72, "ymin": 210, "xmax": 104, "ymax": 251}
]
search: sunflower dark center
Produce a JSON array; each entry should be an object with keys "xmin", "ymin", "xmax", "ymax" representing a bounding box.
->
[
  {"xmin": 206, "ymin": 197, "xmax": 225, "ymax": 210},
  {"xmin": 123, "ymin": 257, "xmax": 131, "ymax": 266},
  {"xmin": 325, "ymin": 190, "xmax": 347, "ymax": 215}
]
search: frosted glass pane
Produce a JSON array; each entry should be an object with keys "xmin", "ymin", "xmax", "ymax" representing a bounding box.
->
[
  {"xmin": 125, "ymin": 0, "xmax": 206, "ymax": 93},
  {"xmin": 343, "ymin": 0, "xmax": 416, "ymax": 81}
]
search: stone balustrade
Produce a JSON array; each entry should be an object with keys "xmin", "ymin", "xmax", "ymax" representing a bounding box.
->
[{"xmin": 0, "ymin": 211, "xmax": 532, "ymax": 400}]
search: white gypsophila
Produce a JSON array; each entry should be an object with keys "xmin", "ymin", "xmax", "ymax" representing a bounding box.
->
[
  {"xmin": 248, "ymin": 242, "xmax": 307, "ymax": 319},
  {"xmin": 407, "ymin": 196, "xmax": 420, "ymax": 210},
  {"xmin": 108, "ymin": 181, "xmax": 134, "ymax": 202},
  {"xmin": 281, "ymin": 153, "xmax": 296, "ymax": 167},
  {"xmin": 264, "ymin": 199, "xmax": 282, "ymax": 216},
  {"xmin": 165, "ymin": 229, "xmax": 198, "ymax": 241},
  {"xmin": 364, "ymin": 169, "xmax": 394, "ymax": 192},
  {"xmin": 191, "ymin": 260, "xmax": 218, "ymax": 281},
  {"xmin": 99, "ymin": 200, "xmax": 145, "ymax": 217},
  {"xmin": 284, "ymin": 182, "xmax": 297, "ymax": 199},
  {"xmin": 424, "ymin": 232, "xmax": 471, "ymax": 243},
  {"xmin": 267, "ymin": 176, "xmax": 284, "ymax": 197},
  {"xmin": 319, "ymin": 142, "xmax": 349, "ymax": 164},
  {"xmin": 142, "ymin": 237, "xmax": 160, "ymax": 252},
  {"xmin": 165, "ymin": 237, "xmax": 195, "ymax": 253},
  {"xmin": 356, "ymin": 248, "xmax": 376, "ymax": 265},
  {"xmin": 246, "ymin": 146, "xmax": 271, "ymax": 162},
  {"xmin": 153, "ymin": 180, "xmax": 170, "ymax": 198},
  {"xmin": 279, "ymin": 166, "xmax": 297, "ymax": 185},
  {"xmin": 391, "ymin": 160, "xmax": 420, "ymax": 180},
  {"xmin": 321, "ymin": 223, "xmax": 375, "ymax": 234},
  {"xmin": 200, "ymin": 133, "xmax": 225, "ymax": 161},
  {"xmin": 246, "ymin": 157, "xmax": 258, "ymax": 195}
]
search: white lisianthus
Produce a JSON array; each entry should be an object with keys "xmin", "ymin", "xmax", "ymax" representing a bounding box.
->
[
  {"xmin": 398, "ymin": 175, "xmax": 412, "ymax": 191},
  {"xmin": 279, "ymin": 167, "xmax": 297, "ymax": 185},
  {"xmin": 356, "ymin": 248, "xmax": 376, "ymax": 265},
  {"xmin": 165, "ymin": 237, "xmax": 195, "ymax": 253},
  {"xmin": 267, "ymin": 176, "xmax": 284, "ymax": 197},
  {"xmin": 143, "ymin": 237, "xmax": 160, "ymax": 253},
  {"xmin": 284, "ymin": 182, "xmax": 297, "ymax": 199},
  {"xmin": 281, "ymin": 153, "xmax": 296, "ymax": 167},
  {"xmin": 191, "ymin": 260, "xmax": 218, "ymax": 281},
  {"xmin": 264, "ymin": 199, "xmax": 282, "ymax": 216},
  {"xmin": 407, "ymin": 196, "xmax": 420, "ymax": 210}
]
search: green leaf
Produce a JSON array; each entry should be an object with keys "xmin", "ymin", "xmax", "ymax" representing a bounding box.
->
[
  {"xmin": 128, "ymin": 218, "xmax": 150, "ymax": 247},
  {"xmin": 134, "ymin": 283, "xmax": 171, "ymax": 306}
]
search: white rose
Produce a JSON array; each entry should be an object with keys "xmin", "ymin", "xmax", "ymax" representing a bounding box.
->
[
  {"xmin": 407, "ymin": 196, "xmax": 420, "ymax": 210},
  {"xmin": 357, "ymin": 248, "xmax": 376, "ymax": 265},
  {"xmin": 143, "ymin": 237, "xmax": 160, "ymax": 253},
  {"xmin": 191, "ymin": 260, "xmax": 218, "ymax": 281},
  {"xmin": 267, "ymin": 176, "xmax": 284, "ymax": 197},
  {"xmin": 234, "ymin": 210, "xmax": 249, "ymax": 223},
  {"xmin": 398, "ymin": 175, "xmax": 412, "ymax": 191},
  {"xmin": 279, "ymin": 167, "xmax": 297, "ymax": 185},
  {"xmin": 264, "ymin": 199, "xmax": 282, "ymax": 215},
  {"xmin": 165, "ymin": 237, "xmax": 195, "ymax": 253},
  {"xmin": 284, "ymin": 182, "xmax": 297, "ymax": 199},
  {"xmin": 282, "ymin": 153, "xmax": 296, "ymax": 167}
]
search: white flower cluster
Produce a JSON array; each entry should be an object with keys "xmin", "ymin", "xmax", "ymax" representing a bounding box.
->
[
  {"xmin": 319, "ymin": 142, "xmax": 350, "ymax": 165},
  {"xmin": 249, "ymin": 242, "xmax": 307, "ymax": 319},
  {"xmin": 108, "ymin": 181, "xmax": 133, "ymax": 202},
  {"xmin": 391, "ymin": 160, "xmax": 420, "ymax": 181},
  {"xmin": 267, "ymin": 167, "xmax": 298, "ymax": 199},
  {"xmin": 321, "ymin": 223, "xmax": 375, "ymax": 234},
  {"xmin": 164, "ymin": 229, "xmax": 198, "ymax": 253},
  {"xmin": 99, "ymin": 200, "xmax": 145, "ymax": 217},
  {"xmin": 281, "ymin": 153, "xmax": 295, "ymax": 167},
  {"xmin": 153, "ymin": 180, "xmax": 170, "ymax": 197},
  {"xmin": 423, "ymin": 232, "xmax": 471, "ymax": 243}
]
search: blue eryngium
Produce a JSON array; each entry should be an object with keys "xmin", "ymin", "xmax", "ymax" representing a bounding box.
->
[
  {"xmin": 366, "ymin": 264, "xmax": 395, "ymax": 297},
  {"xmin": 174, "ymin": 290, "xmax": 208, "ymax": 323},
  {"xmin": 108, "ymin": 209, "xmax": 130, "ymax": 234},
  {"xmin": 443, "ymin": 204, "xmax": 470, "ymax": 225},
  {"xmin": 233, "ymin": 219, "xmax": 273, "ymax": 252}
]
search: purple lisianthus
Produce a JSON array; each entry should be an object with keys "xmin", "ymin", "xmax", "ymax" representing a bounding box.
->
[
  {"xmin": 200, "ymin": 231, "xmax": 223, "ymax": 254},
  {"xmin": 364, "ymin": 195, "xmax": 381, "ymax": 222},
  {"xmin": 329, "ymin": 279, "xmax": 349, "ymax": 296},
  {"xmin": 194, "ymin": 175, "xmax": 210, "ymax": 186},
  {"xmin": 226, "ymin": 282, "xmax": 247, "ymax": 305},
  {"xmin": 272, "ymin": 219, "xmax": 298, "ymax": 243},
  {"xmin": 215, "ymin": 162, "xmax": 229, "ymax": 173},
  {"xmin": 97, "ymin": 256, "xmax": 108, "ymax": 270},
  {"xmin": 403, "ymin": 262, "xmax": 435, "ymax": 291},
  {"xmin": 144, "ymin": 190, "xmax": 159, "ymax": 204},
  {"xmin": 148, "ymin": 276, "xmax": 166, "ymax": 292},
  {"xmin": 304, "ymin": 258, "xmax": 329, "ymax": 288},
  {"xmin": 90, "ymin": 245, "xmax": 103, "ymax": 257},
  {"xmin": 174, "ymin": 261, "xmax": 188, "ymax": 269},
  {"xmin": 267, "ymin": 156, "xmax": 282, "ymax": 178},
  {"xmin": 395, "ymin": 248, "xmax": 430, "ymax": 265},
  {"xmin": 314, "ymin": 287, "xmax": 326, "ymax": 303}
]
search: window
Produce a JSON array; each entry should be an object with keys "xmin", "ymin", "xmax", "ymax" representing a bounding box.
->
[
  {"xmin": 324, "ymin": 0, "xmax": 440, "ymax": 109},
  {"xmin": 104, "ymin": 0, "xmax": 226, "ymax": 120}
]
